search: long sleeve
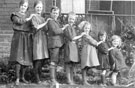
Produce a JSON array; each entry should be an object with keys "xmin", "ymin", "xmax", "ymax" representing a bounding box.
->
[
  {"xmin": 85, "ymin": 35, "xmax": 98, "ymax": 46},
  {"xmin": 109, "ymin": 50, "xmax": 115, "ymax": 67},
  {"xmin": 48, "ymin": 20, "xmax": 63, "ymax": 35},
  {"xmin": 31, "ymin": 16, "xmax": 38, "ymax": 29},
  {"xmin": 64, "ymin": 27, "xmax": 74, "ymax": 41},
  {"xmin": 97, "ymin": 43, "xmax": 108, "ymax": 54},
  {"xmin": 11, "ymin": 13, "xmax": 26, "ymax": 25}
]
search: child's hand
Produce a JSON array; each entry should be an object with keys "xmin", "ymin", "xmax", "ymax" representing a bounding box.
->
[
  {"xmin": 108, "ymin": 47, "xmax": 115, "ymax": 51},
  {"xmin": 46, "ymin": 18, "xmax": 52, "ymax": 22},
  {"xmin": 97, "ymin": 41, "xmax": 103, "ymax": 46},
  {"xmin": 81, "ymin": 32, "xmax": 86, "ymax": 36},
  {"xmin": 62, "ymin": 24, "xmax": 69, "ymax": 30},
  {"xmin": 26, "ymin": 14, "xmax": 35, "ymax": 21}
]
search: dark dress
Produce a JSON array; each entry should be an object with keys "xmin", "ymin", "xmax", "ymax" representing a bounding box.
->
[
  {"xmin": 31, "ymin": 14, "xmax": 49, "ymax": 60},
  {"xmin": 109, "ymin": 48, "xmax": 125, "ymax": 72},
  {"xmin": 9, "ymin": 12, "xmax": 32, "ymax": 66},
  {"xmin": 63, "ymin": 25, "xmax": 79, "ymax": 63},
  {"xmin": 81, "ymin": 35, "xmax": 100, "ymax": 69},
  {"xmin": 97, "ymin": 42, "xmax": 110, "ymax": 70}
]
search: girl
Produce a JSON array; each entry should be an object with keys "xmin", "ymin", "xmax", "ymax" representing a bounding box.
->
[
  {"xmin": 97, "ymin": 31, "xmax": 110, "ymax": 86},
  {"xmin": 79, "ymin": 21, "xmax": 102, "ymax": 85},
  {"xmin": 31, "ymin": 0, "xmax": 50, "ymax": 83},
  {"xmin": 63, "ymin": 12, "xmax": 85, "ymax": 85},
  {"xmin": 9, "ymin": 0, "xmax": 34, "ymax": 85},
  {"xmin": 109, "ymin": 35, "xmax": 125, "ymax": 86}
]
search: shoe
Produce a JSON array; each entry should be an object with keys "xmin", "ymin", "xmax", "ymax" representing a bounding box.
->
[
  {"xmin": 21, "ymin": 78, "xmax": 29, "ymax": 84},
  {"xmin": 15, "ymin": 79, "xmax": 20, "ymax": 86}
]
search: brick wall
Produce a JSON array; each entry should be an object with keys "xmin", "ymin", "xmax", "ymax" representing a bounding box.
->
[{"xmin": 0, "ymin": 0, "xmax": 18, "ymax": 62}]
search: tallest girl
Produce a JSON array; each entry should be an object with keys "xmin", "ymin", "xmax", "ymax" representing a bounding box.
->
[{"xmin": 9, "ymin": 0, "xmax": 34, "ymax": 85}]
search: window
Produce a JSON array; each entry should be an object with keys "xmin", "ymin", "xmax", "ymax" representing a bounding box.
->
[{"xmin": 61, "ymin": 0, "xmax": 85, "ymax": 13}]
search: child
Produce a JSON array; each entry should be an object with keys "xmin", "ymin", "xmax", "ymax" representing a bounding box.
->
[
  {"xmin": 79, "ymin": 21, "xmax": 102, "ymax": 85},
  {"xmin": 97, "ymin": 31, "xmax": 110, "ymax": 86},
  {"xmin": 9, "ymin": 0, "xmax": 34, "ymax": 85},
  {"xmin": 63, "ymin": 12, "xmax": 85, "ymax": 85},
  {"xmin": 109, "ymin": 35, "xmax": 125, "ymax": 86},
  {"xmin": 31, "ymin": 0, "xmax": 51, "ymax": 84}
]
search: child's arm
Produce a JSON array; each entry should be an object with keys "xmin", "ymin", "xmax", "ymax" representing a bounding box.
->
[
  {"xmin": 61, "ymin": 24, "xmax": 69, "ymax": 31},
  {"xmin": 97, "ymin": 42, "xmax": 108, "ymax": 54},
  {"xmin": 26, "ymin": 14, "xmax": 35, "ymax": 21},
  {"xmin": 34, "ymin": 18, "xmax": 52, "ymax": 30},
  {"xmin": 108, "ymin": 47, "xmax": 115, "ymax": 51},
  {"xmin": 72, "ymin": 32, "xmax": 85, "ymax": 41},
  {"xmin": 85, "ymin": 34, "xmax": 103, "ymax": 46}
]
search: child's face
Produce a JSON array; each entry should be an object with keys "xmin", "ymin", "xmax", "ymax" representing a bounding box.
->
[
  {"xmin": 35, "ymin": 3, "xmax": 43, "ymax": 14},
  {"xmin": 99, "ymin": 34, "xmax": 106, "ymax": 41},
  {"xmin": 51, "ymin": 9, "xmax": 59, "ymax": 20},
  {"xmin": 19, "ymin": 2, "xmax": 28, "ymax": 13},
  {"xmin": 112, "ymin": 38, "xmax": 120, "ymax": 47},
  {"xmin": 68, "ymin": 15, "xmax": 76, "ymax": 25},
  {"xmin": 84, "ymin": 24, "xmax": 91, "ymax": 34}
]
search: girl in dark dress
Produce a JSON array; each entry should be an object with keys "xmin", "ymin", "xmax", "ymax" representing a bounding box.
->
[
  {"xmin": 97, "ymin": 31, "xmax": 110, "ymax": 86},
  {"xmin": 9, "ymin": 0, "xmax": 34, "ymax": 85},
  {"xmin": 109, "ymin": 35, "xmax": 125, "ymax": 86},
  {"xmin": 63, "ymin": 12, "xmax": 85, "ymax": 85}
]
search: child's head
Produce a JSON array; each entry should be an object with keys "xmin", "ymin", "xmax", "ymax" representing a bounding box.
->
[
  {"xmin": 78, "ymin": 21, "xmax": 91, "ymax": 34},
  {"xmin": 98, "ymin": 30, "xmax": 107, "ymax": 42},
  {"xmin": 68, "ymin": 12, "xmax": 76, "ymax": 25},
  {"xmin": 50, "ymin": 6, "xmax": 60, "ymax": 20},
  {"xmin": 111, "ymin": 35, "xmax": 122, "ymax": 47},
  {"xmin": 34, "ymin": 0, "xmax": 43, "ymax": 14},
  {"xmin": 19, "ymin": 0, "xmax": 29, "ymax": 13}
]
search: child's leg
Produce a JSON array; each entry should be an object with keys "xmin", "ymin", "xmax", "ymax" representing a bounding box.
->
[
  {"xmin": 65, "ymin": 63, "xmax": 74, "ymax": 84},
  {"xmin": 82, "ymin": 67, "xmax": 89, "ymax": 85},
  {"xmin": 70, "ymin": 64, "xmax": 75, "ymax": 84},
  {"xmin": 111, "ymin": 72, "xmax": 118, "ymax": 86},
  {"xmin": 101, "ymin": 70, "xmax": 106, "ymax": 85},
  {"xmin": 21, "ymin": 66, "xmax": 29, "ymax": 83},
  {"xmin": 15, "ymin": 63, "xmax": 21, "ymax": 85},
  {"xmin": 33, "ymin": 60, "xmax": 41, "ymax": 83},
  {"xmin": 50, "ymin": 62, "xmax": 58, "ymax": 84}
]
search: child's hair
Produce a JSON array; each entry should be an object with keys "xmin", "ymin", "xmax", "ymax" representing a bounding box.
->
[
  {"xmin": 111, "ymin": 35, "xmax": 122, "ymax": 47},
  {"xmin": 78, "ymin": 21, "xmax": 91, "ymax": 32},
  {"xmin": 19, "ymin": 0, "xmax": 29, "ymax": 10},
  {"xmin": 68, "ymin": 11, "xmax": 76, "ymax": 18},
  {"xmin": 34, "ymin": 0, "xmax": 43, "ymax": 8},
  {"xmin": 98, "ymin": 30, "xmax": 107, "ymax": 40},
  {"xmin": 50, "ymin": 6, "xmax": 59, "ymax": 12}
]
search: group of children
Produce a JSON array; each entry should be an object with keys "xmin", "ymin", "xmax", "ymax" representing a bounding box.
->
[
  {"xmin": 64, "ymin": 13, "xmax": 125, "ymax": 86},
  {"xmin": 9, "ymin": 0, "xmax": 125, "ymax": 86}
]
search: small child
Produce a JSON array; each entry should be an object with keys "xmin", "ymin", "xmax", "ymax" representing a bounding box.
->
[
  {"xmin": 97, "ymin": 30, "xmax": 110, "ymax": 86},
  {"xmin": 109, "ymin": 35, "xmax": 125, "ymax": 86},
  {"xmin": 78, "ymin": 21, "xmax": 102, "ymax": 85},
  {"xmin": 63, "ymin": 12, "xmax": 85, "ymax": 85}
]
